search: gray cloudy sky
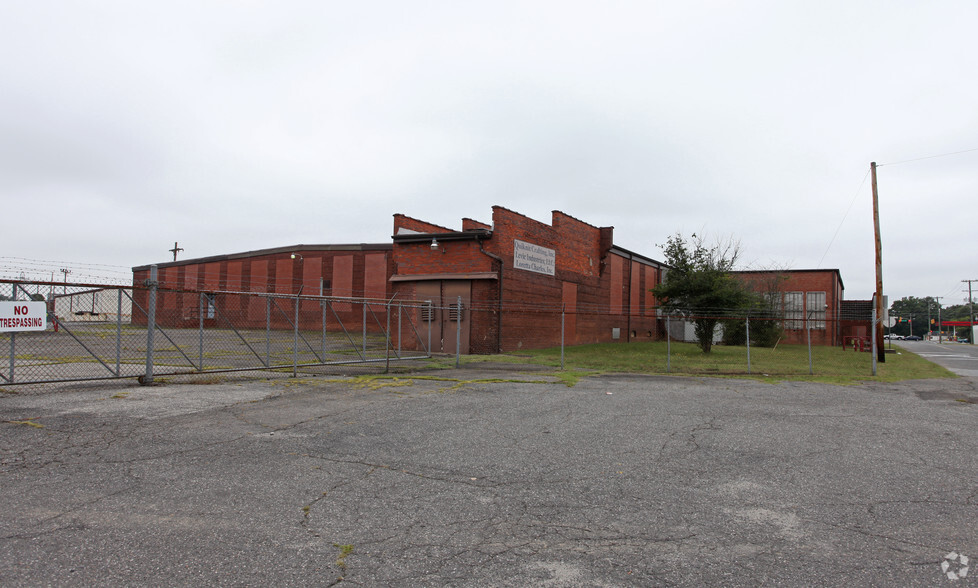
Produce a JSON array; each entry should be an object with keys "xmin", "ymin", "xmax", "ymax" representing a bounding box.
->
[{"xmin": 2, "ymin": 1, "xmax": 976, "ymax": 303}]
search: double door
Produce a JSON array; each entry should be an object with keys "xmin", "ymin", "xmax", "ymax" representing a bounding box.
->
[{"xmin": 415, "ymin": 280, "xmax": 471, "ymax": 355}]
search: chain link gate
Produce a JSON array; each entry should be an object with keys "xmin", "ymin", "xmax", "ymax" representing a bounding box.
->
[{"xmin": 1, "ymin": 277, "xmax": 433, "ymax": 386}]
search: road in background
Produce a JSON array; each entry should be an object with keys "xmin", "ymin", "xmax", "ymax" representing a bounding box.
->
[{"xmin": 899, "ymin": 339, "xmax": 978, "ymax": 377}]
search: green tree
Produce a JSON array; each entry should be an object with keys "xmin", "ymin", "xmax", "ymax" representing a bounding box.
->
[
  {"xmin": 888, "ymin": 296, "xmax": 937, "ymax": 338},
  {"xmin": 653, "ymin": 233, "xmax": 752, "ymax": 353},
  {"xmin": 731, "ymin": 271, "xmax": 787, "ymax": 348}
]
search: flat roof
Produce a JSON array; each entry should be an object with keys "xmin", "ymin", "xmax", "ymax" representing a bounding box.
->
[{"xmin": 133, "ymin": 243, "xmax": 391, "ymax": 271}]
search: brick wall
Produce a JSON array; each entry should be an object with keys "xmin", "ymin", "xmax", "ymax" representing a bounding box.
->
[{"xmin": 132, "ymin": 246, "xmax": 393, "ymax": 331}]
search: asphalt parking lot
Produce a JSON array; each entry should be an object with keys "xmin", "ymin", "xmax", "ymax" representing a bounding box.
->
[{"xmin": 2, "ymin": 366, "xmax": 977, "ymax": 587}]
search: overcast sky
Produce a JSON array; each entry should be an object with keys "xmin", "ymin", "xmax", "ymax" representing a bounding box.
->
[{"xmin": 2, "ymin": 1, "xmax": 976, "ymax": 304}]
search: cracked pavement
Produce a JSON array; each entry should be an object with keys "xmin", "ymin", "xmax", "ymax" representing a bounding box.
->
[{"xmin": 2, "ymin": 368, "xmax": 977, "ymax": 586}]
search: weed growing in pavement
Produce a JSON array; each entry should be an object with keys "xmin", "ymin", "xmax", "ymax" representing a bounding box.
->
[
  {"xmin": 4, "ymin": 419, "xmax": 44, "ymax": 428},
  {"xmin": 334, "ymin": 543, "xmax": 354, "ymax": 571}
]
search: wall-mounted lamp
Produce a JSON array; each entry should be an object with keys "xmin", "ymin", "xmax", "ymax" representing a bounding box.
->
[
  {"xmin": 430, "ymin": 239, "xmax": 446, "ymax": 253},
  {"xmin": 290, "ymin": 253, "xmax": 303, "ymax": 260}
]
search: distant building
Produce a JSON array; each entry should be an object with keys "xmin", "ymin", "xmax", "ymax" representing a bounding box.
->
[{"xmin": 734, "ymin": 269, "xmax": 845, "ymax": 346}]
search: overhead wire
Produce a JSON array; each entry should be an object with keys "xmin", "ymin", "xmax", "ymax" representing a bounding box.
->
[
  {"xmin": 878, "ymin": 146, "xmax": 978, "ymax": 167},
  {"xmin": 816, "ymin": 168, "xmax": 870, "ymax": 269}
]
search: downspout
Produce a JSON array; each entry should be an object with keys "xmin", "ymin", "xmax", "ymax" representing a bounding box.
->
[{"xmin": 479, "ymin": 238, "xmax": 504, "ymax": 353}]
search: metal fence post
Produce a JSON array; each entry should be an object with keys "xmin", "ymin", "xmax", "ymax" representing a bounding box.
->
[
  {"xmin": 666, "ymin": 314, "xmax": 671, "ymax": 373},
  {"xmin": 265, "ymin": 297, "xmax": 271, "ymax": 367},
  {"xmin": 397, "ymin": 303, "xmax": 402, "ymax": 356},
  {"xmin": 116, "ymin": 288, "xmax": 122, "ymax": 376},
  {"xmin": 321, "ymin": 302, "xmax": 327, "ymax": 361},
  {"xmin": 9, "ymin": 283, "xmax": 16, "ymax": 383},
  {"xmin": 560, "ymin": 304, "xmax": 565, "ymax": 371},
  {"xmin": 143, "ymin": 265, "xmax": 158, "ymax": 386},
  {"xmin": 385, "ymin": 300, "xmax": 391, "ymax": 373},
  {"xmin": 293, "ymin": 295, "xmax": 299, "ymax": 378},
  {"xmin": 199, "ymin": 292, "xmax": 205, "ymax": 372},
  {"xmin": 871, "ymin": 305, "xmax": 878, "ymax": 376},
  {"xmin": 745, "ymin": 313, "xmax": 751, "ymax": 375},
  {"xmin": 362, "ymin": 302, "xmax": 367, "ymax": 358},
  {"xmin": 455, "ymin": 296, "xmax": 461, "ymax": 368},
  {"xmin": 807, "ymin": 312, "xmax": 814, "ymax": 375},
  {"xmin": 427, "ymin": 300, "xmax": 432, "ymax": 356}
]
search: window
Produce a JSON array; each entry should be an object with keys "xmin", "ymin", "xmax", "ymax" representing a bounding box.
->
[
  {"xmin": 807, "ymin": 291, "xmax": 826, "ymax": 329},
  {"xmin": 784, "ymin": 291, "xmax": 804, "ymax": 330}
]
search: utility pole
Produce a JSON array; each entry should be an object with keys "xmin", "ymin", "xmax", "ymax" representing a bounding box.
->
[
  {"xmin": 169, "ymin": 242, "xmax": 184, "ymax": 261},
  {"xmin": 935, "ymin": 296, "xmax": 943, "ymax": 343},
  {"xmin": 964, "ymin": 279, "xmax": 977, "ymax": 344},
  {"xmin": 59, "ymin": 268, "xmax": 70, "ymax": 294},
  {"xmin": 871, "ymin": 162, "xmax": 885, "ymax": 362}
]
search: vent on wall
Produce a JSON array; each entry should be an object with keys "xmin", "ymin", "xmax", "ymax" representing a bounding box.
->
[{"xmin": 449, "ymin": 303, "xmax": 465, "ymax": 322}]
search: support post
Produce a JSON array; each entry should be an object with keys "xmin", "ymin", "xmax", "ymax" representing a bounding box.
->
[
  {"xmin": 142, "ymin": 265, "xmax": 158, "ymax": 386},
  {"xmin": 385, "ymin": 300, "xmax": 391, "ymax": 373},
  {"xmin": 807, "ymin": 311, "xmax": 814, "ymax": 375},
  {"xmin": 560, "ymin": 304, "xmax": 565, "ymax": 371},
  {"xmin": 116, "ymin": 288, "xmax": 122, "ymax": 376},
  {"xmin": 666, "ymin": 314, "xmax": 671, "ymax": 373},
  {"xmin": 9, "ymin": 283, "xmax": 16, "ymax": 383},
  {"xmin": 293, "ymin": 295, "xmax": 299, "ymax": 377},
  {"xmin": 871, "ymin": 303, "xmax": 878, "ymax": 376},
  {"xmin": 871, "ymin": 161, "xmax": 885, "ymax": 362},
  {"xmin": 455, "ymin": 296, "xmax": 462, "ymax": 368},
  {"xmin": 199, "ymin": 292, "xmax": 205, "ymax": 372},
  {"xmin": 745, "ymin": 313, "xmax": 751, "ymax": 375}
]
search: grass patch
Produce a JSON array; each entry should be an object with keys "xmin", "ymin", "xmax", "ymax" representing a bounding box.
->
[{"xmin": 490, "ymin": 341, "xmax": 954, "ymax": 384}]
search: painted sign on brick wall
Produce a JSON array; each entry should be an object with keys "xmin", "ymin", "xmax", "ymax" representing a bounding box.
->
[{"xmin": 513, "ymin": 239, "xmax": 555, "ymax": 276}]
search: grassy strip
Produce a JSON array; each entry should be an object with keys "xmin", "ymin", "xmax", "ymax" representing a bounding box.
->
[{"xmin": 461, "ymin": 341, "xmax": 955, "ymax": 385}]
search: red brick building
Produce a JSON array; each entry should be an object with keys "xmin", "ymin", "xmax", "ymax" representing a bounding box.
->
[
  {"xmin": 131, "ymin": 206, "xmax": 667, "ymax": 353},
  {"xmin": 131, "ymin": 243, "xmax": 393, "ymax": 330},
  {"xmin": 734, "ymin": 269, "xmax": 845, "ymax": 346},
  {"xmin": 132, "ymin": 206, "xmax": 857, "ymax": 352},
  {"xmin": 389, "ymin": 206, "xmax": 667, "ymax": 353}
]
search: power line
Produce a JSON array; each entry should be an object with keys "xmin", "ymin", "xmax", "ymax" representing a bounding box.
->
[
  {"xmin": 817, "ymin": 168, "xmax": 870, "ymax": 269},
  {"xmin": 879, "ymin": 146, "xmax": 978, "ymax": 167}
]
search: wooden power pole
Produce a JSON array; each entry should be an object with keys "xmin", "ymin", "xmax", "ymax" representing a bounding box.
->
[{"xmin": 871, "ymin": 162, "xmax": 885, "ymax": 362}]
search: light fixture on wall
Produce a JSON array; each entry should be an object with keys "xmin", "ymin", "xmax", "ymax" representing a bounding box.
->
[
  {"xmin": 430, "ymin": 238, "xmax": 446, "ymax": 253},
  {"xmin": 290, "ymin": 253, "xmax": 303, "ymax": 260}
]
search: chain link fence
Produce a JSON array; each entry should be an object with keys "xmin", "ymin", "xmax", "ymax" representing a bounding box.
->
[
  {"xmin": 3, "ymin": 276, "xmax": 887, "ymax": 386},
  {"xmin": 1, "ymin": 277, "xmax": 433, "ymax": 386}
]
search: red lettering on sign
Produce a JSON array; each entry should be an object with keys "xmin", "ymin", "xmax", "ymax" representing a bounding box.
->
[{"xmin": 14, "ymin": 305, "xmax": 28, "ymax": 315}]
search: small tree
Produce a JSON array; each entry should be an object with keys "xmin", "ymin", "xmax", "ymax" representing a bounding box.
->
[
  {"xmin": 653, "ymin": 233, "xmax": 752, "ymax": 353},
  {"xmin": 737, "ymin": 270, "xmax": 787, "ymax": 348}
]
